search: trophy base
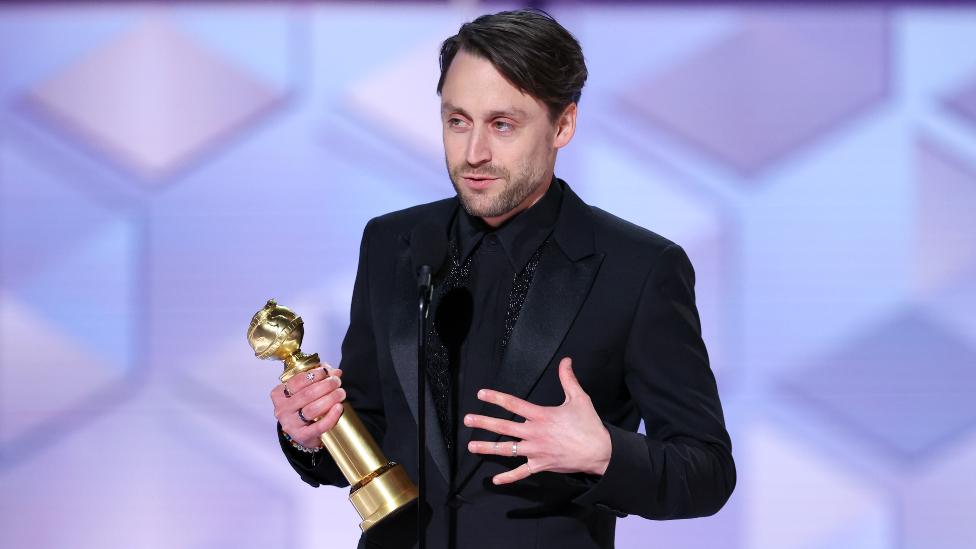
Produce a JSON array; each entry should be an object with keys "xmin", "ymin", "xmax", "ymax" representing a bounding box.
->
[{"xmin": 349, "ymin": 462, "xmax": 418, "ymax": 532}]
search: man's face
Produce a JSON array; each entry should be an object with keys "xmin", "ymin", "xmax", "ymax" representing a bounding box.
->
[{"xmin": 440, "ymin": 50, "xmax": 573, "ymax": 226}]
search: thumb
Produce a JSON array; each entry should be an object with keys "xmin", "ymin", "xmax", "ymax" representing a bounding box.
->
[{"xmin": 558, "ymin": 357, "xmax": 584, "ymax": 401}]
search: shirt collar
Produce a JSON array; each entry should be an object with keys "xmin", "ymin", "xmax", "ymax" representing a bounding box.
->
[{"xmin": 455, "ymin": 176, "xmax": 563, "ymax": 270}]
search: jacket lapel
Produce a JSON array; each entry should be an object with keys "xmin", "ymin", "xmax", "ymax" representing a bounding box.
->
[
  {"xmin": 388, "ymin": 205, "xmax": 456, "ymax": 487},
  {"xmin": 453, "ymin": 183, "xmax": 604, "ymax": 492}
]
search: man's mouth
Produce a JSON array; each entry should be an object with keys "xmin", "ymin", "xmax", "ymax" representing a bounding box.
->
[{"xmin": 461, "ymin": 175, "xmax": 499, "ymax": 189}]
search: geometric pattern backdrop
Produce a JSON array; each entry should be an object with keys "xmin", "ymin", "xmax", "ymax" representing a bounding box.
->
[{"xmin": 2, "ymin": 3, "xmax": 976, "ymax": 548}]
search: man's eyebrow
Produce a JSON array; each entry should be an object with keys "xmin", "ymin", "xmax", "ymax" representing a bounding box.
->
[
  {"xmin": 486, "ymin": 108, "xmax": 527, "ymax": 120},
  {"xmin": 440, "ymin": 103, "xmax": 527, "ymax": 120},
  {"xmin": 441, "ymin": 103, "xmax": 469, "ymax": 118}
]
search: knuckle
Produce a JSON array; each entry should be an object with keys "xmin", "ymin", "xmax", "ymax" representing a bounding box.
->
[
  {"xmin": 311, "ymin": 381, "xmax": 333, "ymax": 400},
  {"xmin": 311, "ymin": 381, "xmax": 330, "ymax": 398},
  {"xmin": 324, "ymin": 395, "xmax": 339, "ymax": 411},
  {"xmin": 304, "ymin": 401, "xmax": 320, "ymax": 417}
]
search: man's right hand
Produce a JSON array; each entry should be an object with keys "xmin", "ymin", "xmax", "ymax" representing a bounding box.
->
[{"xmin": 271, "ymin": 365, "xmax": 346, "ymax": 449}]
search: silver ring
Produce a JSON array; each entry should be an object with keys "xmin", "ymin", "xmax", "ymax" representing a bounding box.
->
[
  {"xmin": 512, "ymin": 442, "xmax": 518, "ymax": 457},
  {"xmin": 492, "ymin": 442, "xmax": 499, "ymax": 452},
  {"xmin": 298, "ymin": 408, "xmax": 312, "ymax": 424},
  {"xmin": 305, "ymin": 371, "xmax": 316, "ymax": 381}
]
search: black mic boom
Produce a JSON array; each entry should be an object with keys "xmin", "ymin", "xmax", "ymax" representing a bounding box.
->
[{"xmin": 409, "ymin": 220, "xmax": 447, "ymax": 549}]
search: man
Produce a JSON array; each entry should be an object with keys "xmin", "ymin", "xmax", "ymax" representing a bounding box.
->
[{"xmin": 270, "ymin": 9, "xmax": 735, "ymax": 549}]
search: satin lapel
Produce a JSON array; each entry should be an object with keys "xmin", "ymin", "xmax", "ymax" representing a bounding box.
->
[
  {"xmin": 453, "ymin": 244, "xmax": 605, "ymax": 491},
  {"xmin": 388, "ymin": 242, "xmax": 451, "ymax": 485}
]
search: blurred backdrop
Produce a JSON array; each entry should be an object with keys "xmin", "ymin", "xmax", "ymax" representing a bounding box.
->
[{"xmin": 2, "ymin": 2, "xmax": 976, "ymax": 548}]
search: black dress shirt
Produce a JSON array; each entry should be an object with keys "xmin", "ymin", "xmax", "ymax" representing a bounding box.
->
[{"xmin": 442, "ymin": 179, "xmax": 563, "ymax": 475}]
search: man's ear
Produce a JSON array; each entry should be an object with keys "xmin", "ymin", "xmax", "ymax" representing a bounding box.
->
[{"xmin": 553, "ymin": 103, "xmax": 578, "ymax": 150}]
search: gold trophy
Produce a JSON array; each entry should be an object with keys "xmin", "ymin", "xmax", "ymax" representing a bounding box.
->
[{"xmin": 248, "ymin": 299, "xmax": 418, "ymax": 531}]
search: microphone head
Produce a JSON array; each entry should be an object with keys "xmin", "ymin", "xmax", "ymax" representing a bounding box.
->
[{"xmin": 410, "ymin": 220, "xmax": 448, "ymax": 277}]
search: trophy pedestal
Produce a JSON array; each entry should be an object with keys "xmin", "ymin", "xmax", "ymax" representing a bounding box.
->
[
  {"xmin": 350, "ymin": 462, "xmax": 418, "ymax": 531},
  {"xmin": 320, "ymin": 401, "xmax": 419, "ymax": 532}
]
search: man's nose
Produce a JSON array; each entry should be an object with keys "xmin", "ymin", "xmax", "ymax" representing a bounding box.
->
[{"xmin": 465, "ymin": 126, "xmax": 491, "ymax": 166}]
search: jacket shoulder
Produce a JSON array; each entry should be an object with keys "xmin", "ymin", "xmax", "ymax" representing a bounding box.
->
[
  {"xmin": 365, "ymin": 197, "xmax": 457, "ymax": 238},
  {"xmin": 588, "ymin": 206, "xmax": 680, "ymax": 257}
]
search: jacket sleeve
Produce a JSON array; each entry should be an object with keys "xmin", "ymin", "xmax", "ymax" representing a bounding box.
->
[
  {"xmin": 278, "ymin": 219, "xmax": 388, "ymax": 488},
  {"xmin": 572, "ymin": 243, "xmax": 736, "ymax": 519}
]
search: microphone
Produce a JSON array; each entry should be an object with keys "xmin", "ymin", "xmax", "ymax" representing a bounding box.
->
[
  {"xmin": 408, "ymin": 220, "xmax": 447, "ymax": 549},
  {"xmin": 410, "ymin": 221, "xmax": 448, "ymax": 292}
]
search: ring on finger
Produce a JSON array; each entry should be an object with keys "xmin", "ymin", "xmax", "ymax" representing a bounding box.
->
[
  {"xmin": 305, "ymin": 371, "xmax": 316, "ymax": 382},
  {"xmin": 298, "ymin": 408, "xmax": 312, "ymax": 424},
  {"xmin": 283, "ymin": 385, "xmax": 292, "ymax": 398},
  {"xmin": 512, "ymin": 441, "xmax": 519, "ymax": 457}
]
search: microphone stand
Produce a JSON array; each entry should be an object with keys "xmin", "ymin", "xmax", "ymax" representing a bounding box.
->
[{"xmin": 417, "ymin": 265, "xmax": 434, "ymax": 549}]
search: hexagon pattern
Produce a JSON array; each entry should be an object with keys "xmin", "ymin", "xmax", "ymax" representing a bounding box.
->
[
  {"xmin": 620, "ymin": 8, "xmax": 889, "ymax": 176},
  {"xmin": 2, "ymin": 4, "xmax": 976, "ymax": 549},
  {"xmin": 23, "ymin": 18, "xmax": 285, "ymax": 180}
]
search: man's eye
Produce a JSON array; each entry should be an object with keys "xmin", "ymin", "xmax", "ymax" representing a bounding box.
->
[
  {"xmin": 448, "ymin": 118, "xmax": 465, "ymax": 128},
  {"xmin": 494, "ymin": 121, "xmax": 513, "ymax": 132}
]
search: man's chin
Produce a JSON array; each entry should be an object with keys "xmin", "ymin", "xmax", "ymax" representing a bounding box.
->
[{"xmin": 458, "ymin": 195, "xmax": 509, "ymax": 219}]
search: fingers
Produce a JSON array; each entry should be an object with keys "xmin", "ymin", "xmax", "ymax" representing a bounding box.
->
[
  {"xmin": 300, "ymin": 386, "xmax": 346, "ymax": 423},
  {"xmin": 464, "ymin": 414, "xmax": 527, "ymax": 438},
  {"xmin": 295, "ymin": 401, "xmax": 345, "ymax": 446},
  {"xmin": 286, "ymin": 401, "xmax": 345, "ymax": 449},
  {"xmin": 467, "ymin": 439, "xmax": 535, "ymax": 458},
  {"xmin": 293, "ymin": 372, "xmax": 342, "ymax": 403},
  {"xmin": 557, "ymin": 357, "xmax": 585, "ymax": 401},
  {"xmin": 281, "ymin": 387, "xmax": 347, "ymax": 447},
  {"xmin": 271, "ymin": 367, "xmax": 342, "ymax": 407},
  {"xmin": 280, "ymin": 365, "xmax": 340, "ymax": 400},
  {"xmin": 274, "ymin": 371, "xmax": 344, "ymax": 434},
  {"xmin": 477, "ymin": 389, "xmax": 542, "ymax": 420},
  {"xmin": 466, "ymin": 439, "xmax": 539, "ymax": 485},
  {"xmin": 493, "ymin": 462, "xmax": 533, "ymax": 485}
]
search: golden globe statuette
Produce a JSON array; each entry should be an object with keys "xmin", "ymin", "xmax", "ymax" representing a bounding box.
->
[{"xmin": 248, "ymin": 299, "xmax": 418, "ymax": 531}]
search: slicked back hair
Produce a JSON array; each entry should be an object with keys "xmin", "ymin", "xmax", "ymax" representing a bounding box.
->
[{"xmin": 437, "ymin": 9, "xmax": 588, "ymax": 122}]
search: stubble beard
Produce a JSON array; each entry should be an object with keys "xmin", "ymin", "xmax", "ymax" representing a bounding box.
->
[{"xmin": 448, "ymin": 158, "xmax": 545, "ymax": 219}]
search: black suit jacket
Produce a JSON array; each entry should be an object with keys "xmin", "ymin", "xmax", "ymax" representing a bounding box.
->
[{"xmin": 280, "ymin": 181, "xmax": 735, "ymax": 548}]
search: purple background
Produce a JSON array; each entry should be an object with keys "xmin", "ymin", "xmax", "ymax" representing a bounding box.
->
[{"xmin": 2, "ymin": 2, "xmax": 976, "ymax": 548}]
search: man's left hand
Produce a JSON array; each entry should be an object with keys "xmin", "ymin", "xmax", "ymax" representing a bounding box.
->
[{"xmin": 465, "ymin": 357, "xmax": 612, "ymax": 485}]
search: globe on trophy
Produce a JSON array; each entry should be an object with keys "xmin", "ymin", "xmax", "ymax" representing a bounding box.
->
[{"xmin": 247, "ymin": 299, "xmax": 418, "ymax": 531}]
